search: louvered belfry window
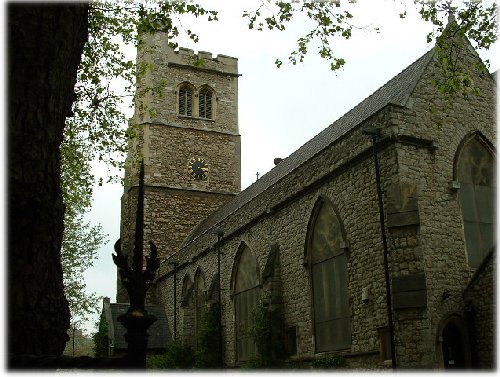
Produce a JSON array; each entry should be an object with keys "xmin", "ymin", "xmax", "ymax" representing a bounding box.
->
[
  {"xmin": 456, "ymin": 135, "xmax": 495, "ymax": 268},
  {"xmin": 179, "ymin": 85, "xmax": 193, "ymax": 116},
  {"xmin": 234, "ymin": 244, "xmax": 260, "ymax": 362},
  {"xmin": 308, "ymin": 199, "xmax": 351, "ymax": 352},
  {"xmin": 199, "ymin": 88, "xmax": 213, "ymax": 119}
]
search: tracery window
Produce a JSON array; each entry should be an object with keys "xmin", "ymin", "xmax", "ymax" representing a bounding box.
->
[
  {"xmin": 199, "ymin": 87, "xmax": 213, "ymax": 119},
  {"xmin": 456, "ymin": 134, "xmax": 495, "ymax": 268},
  {"xmin": 178, "ymin": 84, "xmax": 193, "ymax": 116},
  {"xmin": 233, "ymin": 244, "xmax": 260, "ymax": 362},
  {"xmin": 307, "ymin": 198, "xmax": 351, "ymax": 352}
]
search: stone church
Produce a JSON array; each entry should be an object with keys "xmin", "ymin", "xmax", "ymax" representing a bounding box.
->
[{"xmin": 115, "ymin": 21, "xmax": 495, "ymax": 369}]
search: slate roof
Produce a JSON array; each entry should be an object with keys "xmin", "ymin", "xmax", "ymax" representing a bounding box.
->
[
  {"xmin": 106, "ymin": 303, "xmax": 170, "ymax": 350},
  {"xmin": 181, "ymin": 48, "xmax": 435, "ymax": 248}
]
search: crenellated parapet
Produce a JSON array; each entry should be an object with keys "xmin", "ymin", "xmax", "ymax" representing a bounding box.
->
[
  {"xmin": 138, "ymin": 31, "xmax": 238, "ymax": 76},
  {"xmin": 171, "ymin": 48, "xmax": 238, "ymax": 76}
]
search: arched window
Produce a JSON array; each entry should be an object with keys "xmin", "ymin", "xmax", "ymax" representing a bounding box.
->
[
  {"xmin": 233, "ymin": 243, "xmax": 260, "ymax": 362},
  {"xmin": 456, "ymin": 134, "xmax": 495, "ymax": 268},
  {"xmin": 199, "ymin": 87, "xmax": 213, "ymax": 119},
  {"xmin": 307, "ymin": 198, "xmax": 351, "ymax": 352},
  {"xmin": 178, "ymin": 84, "xmax": 193, "ymax": 116},
  {"xmin": 194, "ymin": 268, "xmax": 206, "ymax": 348}
]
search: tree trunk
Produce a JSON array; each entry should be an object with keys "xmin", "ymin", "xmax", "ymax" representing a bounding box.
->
[{"xmin": 8, "ymin": 4, "xmax": 88, "ymax": 356}]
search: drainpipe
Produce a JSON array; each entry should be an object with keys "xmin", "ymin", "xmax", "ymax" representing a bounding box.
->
[
  {"xmin": 362, "ymin": 127, "xmax": 397, "ymax": 369},
  {"xmin": 212, "ymin": 228, "xmax": 224, "ymax": 367},
  {"xmin": 170, "ymin": 262, "xmax": 178, "ymax": 340}
]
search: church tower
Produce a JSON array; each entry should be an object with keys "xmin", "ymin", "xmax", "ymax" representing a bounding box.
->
[{"xmin": 118, "ymin": 32, "xmax": 241, "ymax": 302}]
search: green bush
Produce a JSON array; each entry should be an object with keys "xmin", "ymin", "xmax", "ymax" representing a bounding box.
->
[
  {"xmin": 312, "ymin": 355, "xmax": 346, "ymax": 369},
  {"xmin": 194, "ymin": 303, "xmax": 221, "ymax": 368},
  {"xmin": 251, "ymin": 301, "xmax": 286, "ymax": 368},
  {"xmin": 147, "ymin": 340, "xmax": 194, "ymax": 369},
  {"xmin": 242, "ymin": 358, "xmax": 264, "ymax": 369},
  {"xmin": 92, "ymin": 313, "xmax": 109, "ymax": 358},
  {"xmin": 148, "ymin": 303, "xmax": 222, "ymax": 369}
]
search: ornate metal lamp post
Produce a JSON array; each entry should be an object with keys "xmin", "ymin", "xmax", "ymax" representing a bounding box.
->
[{"xmin": 113, "ymin": 161, "xmax": 160, "ymax": 369}]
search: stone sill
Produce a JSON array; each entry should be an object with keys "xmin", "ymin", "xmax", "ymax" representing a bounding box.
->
[
  {"xmin": 286, "ymin": 348, "xmax": 380, "ymax": 363},
  {"xmin": 178, "ymin": 114, "xmax": 215, "ymax": 122}
]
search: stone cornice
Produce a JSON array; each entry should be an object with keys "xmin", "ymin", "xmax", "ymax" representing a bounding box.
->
[{"xmin": 168, "ymin": 62, "xmax": 242, "ymax": 77}]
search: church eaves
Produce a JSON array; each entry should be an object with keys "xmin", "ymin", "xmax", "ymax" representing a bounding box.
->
[{"xmin": 180, "ymin": 48, "xmax": 435, "ymax": 248}]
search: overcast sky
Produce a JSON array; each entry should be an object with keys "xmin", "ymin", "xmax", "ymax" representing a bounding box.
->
[{"xmin": 82, "ymin": 0, "xmax": 498, "ymax": 332}]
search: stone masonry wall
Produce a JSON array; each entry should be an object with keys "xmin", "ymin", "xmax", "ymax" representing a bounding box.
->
[
  {"xmin": 144, "ymin": 186, "xmax": 233, "ymax": 261},
  {"xmin": 155, "ymin": 107, "xmax": 402, "ymax": 368},
  {"xmin": 118, "ymin": 32, "xmax": 240, "ymax": 302},
  {"xmin": 153, "ymin": 42, "xmax": 495, "ymax": 367},
  {"xmin": 120, "ymin": 121, "xmax": 240, "ymax": 268},
  {"xmin": 131, "ymin": 31, "xmax": 495, "ymax": 369},
  {"xmin": 390, "ymin": 36, "xmax": 495, "ymax": 368},
  {"xmin": 134, "ymin": 31, "xmax": 239, "ymax": 135},
  {"xmin": 144, "ymin": 124, "xmax": 240, "ymax": 194}
]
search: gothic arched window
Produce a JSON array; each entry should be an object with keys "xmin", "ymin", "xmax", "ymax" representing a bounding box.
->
[
  {"xmin": 178, "ymin": 83, "xmax": 193, "ymax": 116},
  {"xmin": 456, "ymin": 134, "xmax": 495, "ymax": 268},
  {"xmin": 307, "ymin": 198, "xmax": 351, "ymax": 352},
  {"xmin": 233, "ymin": 244, "xmax": 260, "ymax": 362},
  {"xmin": 194, "ymin": 268, "xmax": 206, "ymax": 348},
  {"xmin": 199, "ymin": 87, "xmax": 213, "ymax": 119}
]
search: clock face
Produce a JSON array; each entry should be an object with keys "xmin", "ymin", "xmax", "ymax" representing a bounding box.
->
[{"xmin": 188, "ymin": 157, "xmax": 208, "ymax": 180}]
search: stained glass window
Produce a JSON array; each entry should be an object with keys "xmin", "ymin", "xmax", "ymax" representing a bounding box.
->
[
  {"xmin": 234, "ymin": 244, "xmax": 260, "ymax": 362},
  {"xmin": 457, "ymin": 135, "xmax": 495, "ymax": 268},
  {"xmin": 308, "ymin": 199, "xmax": 351, "ymax": 352}
]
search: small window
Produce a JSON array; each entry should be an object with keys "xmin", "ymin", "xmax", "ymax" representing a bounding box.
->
[
  {"xmin": 199, "ymin": 88, "xmax": 213, "ymax": 119},
  {"xmin": 179, "ymin": 85, "xmax": 193, "ymax": 116}
]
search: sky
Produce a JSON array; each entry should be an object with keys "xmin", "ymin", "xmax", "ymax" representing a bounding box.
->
[{"xmin": 82, "ymin": 0, "xmax": 499, "ymax": 333}]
